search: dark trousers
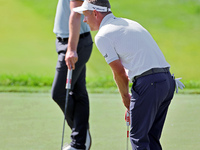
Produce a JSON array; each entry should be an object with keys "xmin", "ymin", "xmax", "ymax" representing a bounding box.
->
[
  {"xmin": 51, "ymin": 33, "xmax": 93, "ymax": 149},
  {"xmin": 130, "ymin": 72, "xmax": 175, "ymax": 150}
]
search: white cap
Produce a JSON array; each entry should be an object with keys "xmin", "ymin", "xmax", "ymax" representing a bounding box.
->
[{"xmin": 73, "ymin": 0, "xmax": 111, "ymax": 14}]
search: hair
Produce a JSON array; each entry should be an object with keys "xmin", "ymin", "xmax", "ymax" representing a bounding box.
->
[{"xmin": 87, "ymin": 0, "xmax": 111, "ymax": 8}]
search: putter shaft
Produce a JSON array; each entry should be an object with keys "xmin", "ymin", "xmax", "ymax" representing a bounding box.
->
[{"xmin": 61, "ymin": 70, "xmax": 73, "ymax": 150}]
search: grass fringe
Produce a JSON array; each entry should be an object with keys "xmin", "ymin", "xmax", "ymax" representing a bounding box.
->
[{"xmin": 0, "ymin": 74, "xmax": 200, "ymax": 93}]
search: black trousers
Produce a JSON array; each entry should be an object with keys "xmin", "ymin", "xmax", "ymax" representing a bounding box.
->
[{"xmin": 51, "ymin": 33, "xmax": 93, "ymax": 149}]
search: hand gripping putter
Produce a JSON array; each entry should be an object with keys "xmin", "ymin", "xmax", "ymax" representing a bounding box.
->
[
  {"xmin": 61, "ymin": 69, "xmax": 73, "ymax": 150},
  {"xmin": 125, "ymin": 109, "xmax": 130, "ymax": 150}
]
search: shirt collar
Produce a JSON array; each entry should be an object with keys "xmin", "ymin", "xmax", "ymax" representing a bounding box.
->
[{"xmin": 99, "ymin": 13, "xmax": 116, "ymax": 29}]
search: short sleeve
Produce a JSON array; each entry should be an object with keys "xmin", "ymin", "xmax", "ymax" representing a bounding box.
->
[{"xmin": 95, "ymin": 35, "xmax": 119, "ymax": 64}]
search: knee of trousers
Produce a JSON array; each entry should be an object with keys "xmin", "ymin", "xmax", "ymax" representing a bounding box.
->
[
  {"xmin": 51, "ymin": 91, "xmax": 66, "ymax": 109},
  {"xmin": 52, "ymin": 91, "xmax": 63, "ymax": 102}
]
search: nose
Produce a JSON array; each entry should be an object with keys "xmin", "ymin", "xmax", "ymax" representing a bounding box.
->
[{"xmin": 83, "ymin": 16, "xmax": 87, "ymax": 22}]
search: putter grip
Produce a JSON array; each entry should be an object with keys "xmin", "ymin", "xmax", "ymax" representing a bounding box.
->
[
  {"xmin": 125, "ymin": 109, "xmax": 130, "ymax": 126},
  {"xmin": 66, "ymin": 69, "xmax": 73, "ymax": 89}
]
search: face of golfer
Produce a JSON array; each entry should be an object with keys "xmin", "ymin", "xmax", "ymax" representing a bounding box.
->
[{"xmin": 83, "ymin": 10, "xmax": 99, "ymax": 31}]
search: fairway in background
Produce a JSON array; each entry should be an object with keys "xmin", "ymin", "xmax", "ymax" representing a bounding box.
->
[
  {"xmin": 0, "ymin": 0, "xmax": 56, "ymax": 76},
  {"xmin": 0, "ymin": 0, "xmax": 200, "ymax": 82},
  {"xmin": 0, "ymin": 93, "xmax": 199, "ymax": 150}
]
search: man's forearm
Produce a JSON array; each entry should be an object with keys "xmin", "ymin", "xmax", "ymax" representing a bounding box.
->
[
  {"xmin": 109, "ymin": 60, "xmax": 130, "ymax": 109},
  {"xmin": 65, "ymin": 0, "xmax": 83, "ymax": 69},
  {"xmin": 113, "ymin": 72, "xmax": 130, "ymax": 109},
  {"xmin": 68, "ymin": 11, "xmax": 81, "ymax": 52},
  {"xmin": 114, "ymin": 73, "xmax": 129, "ymax": 98}
]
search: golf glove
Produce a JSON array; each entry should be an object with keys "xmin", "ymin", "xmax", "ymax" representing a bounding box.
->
[{"xmin": 172, "ymin": 74, "xmax": 185, "ymax": 93}]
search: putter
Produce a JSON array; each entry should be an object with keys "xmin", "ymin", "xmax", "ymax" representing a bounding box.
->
[
  {"xmin": 125, "ymin": 109, "xmax": 130, "ymax": 150},
  {"xmin": 61, "ymin": 69, "xmax": 73, "ymax": 150}
]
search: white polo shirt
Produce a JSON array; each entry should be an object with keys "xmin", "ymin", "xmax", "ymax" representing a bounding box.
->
[{"xmin": 95, "ymin": 13, "xmax": 170, "ymax": 82}]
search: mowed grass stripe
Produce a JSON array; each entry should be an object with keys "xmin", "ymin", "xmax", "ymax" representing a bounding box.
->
[{"xmin": 0, "ymin": 93, "xmax": 199, "ymax": 149}]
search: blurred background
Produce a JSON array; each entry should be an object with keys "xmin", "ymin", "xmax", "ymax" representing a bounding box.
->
[
  {"xmin": 0, "ymin": 0, "xmax": 200, "ymax": 150},
  {"xmin": 0, "ymin": 0, "xmax": 200, "ymax": 92}
]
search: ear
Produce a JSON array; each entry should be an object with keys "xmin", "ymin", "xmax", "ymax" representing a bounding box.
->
[{"xmin": 93, "ymin": 10, "xmax": 98, "ymax": 17}]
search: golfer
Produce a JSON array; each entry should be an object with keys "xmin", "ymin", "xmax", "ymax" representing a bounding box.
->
[
  {"xmin": 52, "ymin": 0, "xmax": 92, "ymax": 149},
  {"xmin": 73, "ymin": 0, "xmax": 184, "ymax": 149}
]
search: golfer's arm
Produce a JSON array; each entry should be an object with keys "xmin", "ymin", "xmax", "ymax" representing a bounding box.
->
[
  {"xmin": 109, "ymin": 60, "xmax": 129, "ymax": 100},
  {"xmin": 68, "ymin": 1, "xmax": 83, "ymax": 52}
]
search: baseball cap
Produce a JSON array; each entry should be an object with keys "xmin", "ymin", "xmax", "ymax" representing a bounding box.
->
[{"xmin": 73, "ymin": 0, "xmax": 111, "ymax": 14}]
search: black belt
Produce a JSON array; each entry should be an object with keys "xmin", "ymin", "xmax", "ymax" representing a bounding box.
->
[
  {"xmin": 57, "ymin": 32, "xmax": 90, "ymax": 42},
  {"xmin": 57, "ymin": 37, "xmax": 68, "ymax": 42},
  {"xmin": 79, "ymin": 32, "xmax": 90, "ymax": 38},
  {"xmin": 132, "ymin": 67, "xmax": 169, "ymax": 83}
]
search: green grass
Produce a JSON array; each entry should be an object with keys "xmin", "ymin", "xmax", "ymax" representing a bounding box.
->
[
  {"xmin": 0, "ymin": 93, "xmax": 199, "ymax": 150},
  {"xmin": 1, "ymin": 74, "xmax": 200, "ymax": 93},
  {"xmin": 0, "ymin": 0, "xmax": 56, "ymax": 77},
  {"xmin": 0, "ymin": 0, "xmax": 200, "ymax": 89},
  {"xmin": 0, "ymin": 2, "xmax": 199, "ymax": 149}
]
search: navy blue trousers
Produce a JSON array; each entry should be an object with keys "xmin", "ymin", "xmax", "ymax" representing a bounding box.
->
[
  {"xmin": 51, "ymin": 33, "xmax": 93, "ymax": 149},
  {"xmin": 130, "ymin": 72, "xmax": 175, "ymax": 150}
]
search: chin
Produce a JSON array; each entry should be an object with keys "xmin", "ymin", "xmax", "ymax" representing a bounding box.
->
[
  {"xmin": 90, "ymin": 27, "xmax": 98, "ymax": 31},
  {"xmin": 91, "ymin": 28, "xmax": 98, "ymax": 31}
]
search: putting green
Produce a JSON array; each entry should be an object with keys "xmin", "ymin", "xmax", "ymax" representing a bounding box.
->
[{"xmin": 0, "ymin": 92, "xmax": 199, "ymax": 150}]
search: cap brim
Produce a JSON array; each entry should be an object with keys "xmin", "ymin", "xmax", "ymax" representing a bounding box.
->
[{"xmin": 73, "ymin": 7, "xmax": 88, "ymax": 14}]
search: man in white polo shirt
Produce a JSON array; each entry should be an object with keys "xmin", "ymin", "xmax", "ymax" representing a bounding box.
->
[{"xmin": 73, "ymin": 0, "xmax": 184, "ymax": 149}]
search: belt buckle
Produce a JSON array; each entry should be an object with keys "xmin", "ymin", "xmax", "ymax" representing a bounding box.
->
[
  {"xmin": 57, "ymin": 37, "xmax": 62, "ymax": 42},
  {"xmin": 58, "ymin": 37, "xmax": 66, "ymax": 42},
  {"xmin": 61, "ymin": 38, "xmax": 65, "ymax": 42}
]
